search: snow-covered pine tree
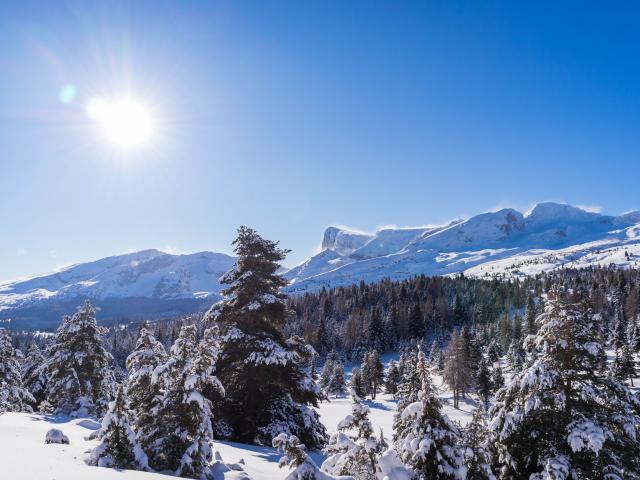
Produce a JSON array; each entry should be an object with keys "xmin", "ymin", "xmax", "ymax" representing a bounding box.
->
[
  {"xmin": 274, "ymin": 433, "xmax": 347, "ymax": 480},
  {"xmin": 489, "ymin": 286, "xmax": 640, "ymax": 479},
  {"xmin": 321, "ymin": 393, "xmax": 383, "ymax": 479},
  {"xmin": 491, "ymin": 363, "xmax": 504, "ymax": 391},
  {"xmin": 350, "ymin": 368, "xmax": 367, "ymax": 400},
  {"xmin": 361, "ymin": 349, "xmax": 384, "ymax": 400},
  {"xmin": 326, "ymin": 361, "xmax": 347, "ymax": 398},
  {"xmin": 505, "ymin": 339, "xmax": 525, "ymax": 372},
  {"xmin": 384, "ymin": 360, "xmax": 402, "ymax": 398},
  {"xmin": 150, "ymin": 324, "xmax": 222, "ymax": 478},
  {"xmin": 43, "ymin": 301, "xmax": 115, "ymax": 416},
  {"xmin": 394, "ymin": 348, "xmax": 466, "ymax": 479},
  {"xmin": 21, "ymin": 342, "xmax": 47, "ymax": 410},
  {"xmin": 475, "ymin": 356, "xmax": 493, "ymax": 409},
  {"xmin": 89, "ymin": 385, "xmax": 148, "ymax": 470},
  {"xmin": 125, "ymin": 326, "xmax": 167, "ymax": 464},
  {"xmin": 0, "ymin": 328, "xmax": 34, "ymax": 412},
  {"xmin": 463, "ymin": 408, "xmax": 495, "ymax": 480},
  {"xmin": 320, "ymin": 351, "xmax": 339, "ymax": 391},
  {"xmin": 204, "ymin": 226, "xmax": 327, "ymax": 449}
]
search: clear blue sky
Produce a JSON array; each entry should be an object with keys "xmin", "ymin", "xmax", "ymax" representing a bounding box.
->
[{"xmin": 1, "ymin": 1, "xmax": 639, "ymax": 280}]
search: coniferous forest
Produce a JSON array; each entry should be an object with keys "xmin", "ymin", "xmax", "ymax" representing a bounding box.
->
[{"xmin": 2, "ymin": 227, "xmax": 640, "ymax": 479}]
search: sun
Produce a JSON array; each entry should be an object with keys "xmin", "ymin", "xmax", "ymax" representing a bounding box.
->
[{"xmin": 86, "ymin": 97, "xmax": 154, "ymax": 150}]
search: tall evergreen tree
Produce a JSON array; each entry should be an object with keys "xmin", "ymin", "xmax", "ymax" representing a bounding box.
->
[
  {"xmin": 125, "ymin": 326, "xmax": 167, "ymax": 465},
  {"xmin": 21, "ymin": 342, "xmax": 47, "ymax": 410},
  {"xmin": 0, "ymin": 328, "xmax": 34, "ymax": 412},
  {"xmin": 149, "ymin": 325, "xmax": 222, "ymax": 478},
  {"xmin": 490, "ymin": 286, "xmax": 640, "ymax": 479},
  {"xmin": 408, "ymin": 304, "xmax": 424, "ymax": 339},
  {"xmin": 361, "ymin": 349, "xmax": 384, "ymax": 400},
  {"xmin": 394, "ymin": 349, "xmax": 466, "ymax": 479},
  {"xmin": 475, "ymin": 356, "xmax": 493, "ymax": 409},
  {"xmin": 463, "ymin": 408, "xmax": 495, "ymax": 480},
  {"xmin": 326, "ymin": 361, "xmax": 347, "ymax": 398},
  {"xmin": 384, "ymin": 360, "xmax": 402, "ymax": 398},
  {"xmin": 43, "ymin": 301, "xmax": 114, "ymax": 416},
  {"xmin": 205, "ymin": 226, "xmax": 326, "ymax": 448}
]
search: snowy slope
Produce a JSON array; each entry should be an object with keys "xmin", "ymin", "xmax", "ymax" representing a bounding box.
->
[
  {"xmin": 285, "ymin": 203, "xmax": 640, "ymax": 292},
  {"xmin": 0, "ymin": 250, "xmax": 236, "ymax": 329}
]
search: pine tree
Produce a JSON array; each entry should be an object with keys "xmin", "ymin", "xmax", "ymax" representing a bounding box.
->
[
  {"xmin": 150, "ymin": 324, "xmax": 222, "ymax": 478},
  {"xmin": 491, "ymin": 363, "xmax": 504, "ymax": 391},
  {"xmin": 0, "ymin": 328, "xmax": 34, "ymax": 412},
  {"xmin": 524, "ymin": 293, "xmax": 537, "ymax": 336},
  {"xmin": 273, "ymin": 433, "xmax": 340, "ymax": 480},
  {"xmin": 505, "ymin": 339, "xmax": 525, "ymax": 372},
  {"xmin": 89, "ymin": 385, "xmax": 148, "ymax": 470},
  {"xmin": 365, "ymin": 307, "xmax": 384, "ymax": 352},
  {"xmin": 384, "ymin": 361, "xmax": 402, "ymax": 398},
  {"xmin": 361, "ymin": 349, "xmax": 384, "ymax": 400},
  {"xmin": 350, "ymin": 368, "xmax": 367, "ymax": 400},
  {"xmin": 394, "ymin": 349, "xmax": 465, "ymax": 479},
  {"xmin": 322, "ymin": 394, "xmax": 383, "ymax": 479},
  {"xmin": 489, "ymin": 286, "xmax": 640, "ymax": 479},
  {"xmin": 43, "ymin": 301, "xmax": 115, "ymax": 416},
  {"xmin": 204, "ymin": 226, "xmax": 326, "ymax": 449},
  {"xmin": 21, "ymin": 342, "xmax": 47, "ymax": 410},
  {"xmin": 475, "ymin": 356, "xmax": 493, "ymax": 409},
  {"xmin": 463, "ymin": 408, "xmax": 495, "ymax": 480},
  {"xmin": 326, "ymin": 361, "xmax": 347, "ymax": 398},
  {"xmin": 320, "ymin": 351, "xmax": 339, "ymax": 391},
  {"xmin": 125, "ymin": 326, "xmax": 167, "ymax": 466},
  {"xmin": 408, "ymin": 304, "xmax": 424, "ymax": 339}
]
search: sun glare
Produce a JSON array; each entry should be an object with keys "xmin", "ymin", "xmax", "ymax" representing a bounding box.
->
[{"xmin": 86, "ymin": 97, "xmax": 154, "ymax": 150}]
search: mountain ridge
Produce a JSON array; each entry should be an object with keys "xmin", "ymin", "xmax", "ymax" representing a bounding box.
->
[{"xmin": 2, "ymin": 202, "xmax": 639, "ymax": 329}]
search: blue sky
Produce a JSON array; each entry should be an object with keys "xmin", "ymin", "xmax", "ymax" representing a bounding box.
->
[{"xmin": 1, "ymin": 1, "xmax": 639, "ymax": 279}]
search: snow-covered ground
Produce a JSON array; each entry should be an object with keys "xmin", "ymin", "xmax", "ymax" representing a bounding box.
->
[{"xmin": 0, "ymin": 373, "xmax": 474, "ymax": 480}]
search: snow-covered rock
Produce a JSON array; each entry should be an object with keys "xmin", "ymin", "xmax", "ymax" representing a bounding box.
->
[{"xmin": 45, "ymin": 428, "xmax": 69, "ymax": 444}]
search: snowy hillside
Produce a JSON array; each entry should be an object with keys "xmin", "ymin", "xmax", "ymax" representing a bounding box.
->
[
  {"xmin": 286, "ymin": 202, "xmax": 640, "ymax": 291},
  {"xmin": 0, "ymin": 250, "xmax": 236, "ymax": 329}
]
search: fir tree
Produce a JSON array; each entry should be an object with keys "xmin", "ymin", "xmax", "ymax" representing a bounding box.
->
[
  {"xmin": 43, "ymin": 301, "xmax": 115, "ymax": 416},
  {"xmin": 150, "ymin": 325, "xmax": 222, "ymax": 478},
  {"xmin": 350, "ymin": 368, "xmax": 367, "ymax": 400},
  {"xmin": 205, "ymin": 227, "xmax": 326, "ymax": 449},
  {"xmin": 320, "ymin": 351, "xmax": 339, "ymax": 391},
  {"xmin": 463, "ymin": 408, "xmax": 495, "ymax": 480},
  {"xmin": 274, "ymin": 433, "xmax": 341, "ymax": 480},
  {"xmin": 365, "ymin": 307, "xmax": 384, "ymax": 352},
  {"xmin": 394, "ymin": 348, "xmax": 466, "ymax": 479},
  {"xmin": 89, "ymin": 385, "xmax": 148, "ymax": 470},
  {"xmin": 491, "ymin": 363, "xmax": 504, "ymax": 391},
  {"xmin": 361, "ymin": 349, "xmax": 384, "ymax": 400},
  {"xmin": 384, "ymin": 361, "xmax": 402, "ymax": 398},
  {"xmin": 125, "ymin": 326, "xmax": 167, "ymax": 466},
  {"xmin": 21, "ymin": 342, "xmax": 47, "ymax": 409},
  {"xmin": 0, "ymin": 328, "xmax": 34, "ymax": 412},
  {"xmin": 326, "ymin": 361, "xmax": 347, "ymax": 398},
  {"xmin": 322, "ymin": 393, "xmax": 383, "ymax": 479},
  {"xmin": 475, "ymin": 356, "xmax": 493, "ymax": 409},
  {"xmin": 489, "ymin": 286, "xmax": 640, "ymax": 479},
  {"xmin": 408, "ymin": 304, "xmax": 424, "ymax": 339}
]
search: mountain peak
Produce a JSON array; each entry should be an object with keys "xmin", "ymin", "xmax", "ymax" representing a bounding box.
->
[
  {"xmin": 526, "ymin": 202, "xmax": 597, "ymax": 223},
  {"xmin": 321, "ymin": 227, "xmax": 373, "ymax": 256}
]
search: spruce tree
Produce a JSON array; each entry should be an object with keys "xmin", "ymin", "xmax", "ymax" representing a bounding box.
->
[
  {"xmin": 491, "ymin": 363, "xmax": 504, "ymax": 391},
  {"xmin": 21, "ymin": 342, "xmax": 47, "ymax": 410},
  {"xmin": 489, "ymin": 286, "xmax": 640, "ymax": 479},
  {"xmin": 205, "ymin": 226, "xmax": 326, "ymax": 449},
  {"xmin": 394, "ymin": 349, "xmax": 465, "ymax": 479},
  {"xmin": 322, "ymin": 393, "xmax": 383, "ymax": 479},
  {"xmin": 326, "ymin": 361, "xmax": 347, "ymax": 398},
  {"xmin": 384, "ymin": 360, "xmax": 402, "ymax": 398},
  {"xmin": 463, "ymin": 408, "xmax": 495, "ymax": 480},
  {"xmin": 150, "ymin": 325, "xmax": 222, "ymax": 477},
  {"xmin": 125, "ymin": 326, "xmax": 167, "ymax": 465},
  {"xmin": 43, "ymin": 301, "xmax": 115, "ymax": 416},
  {"xmin": 350, "ymin": 368, "xmax": 367, "ymax": 400},
  {"xmin": 475, "ymin": 356, "xmax": 493, "ymax": 409},
  {"xmin": 89, "ymin": 385, "xmax": 148, "ymax": 470},
  {"xmin": 0, "ymin": 328, "xmax": 34, "ymax": 412},
  {"xmin": 361, "ymin": 349, "xmax": 384, "ymax": 400}
]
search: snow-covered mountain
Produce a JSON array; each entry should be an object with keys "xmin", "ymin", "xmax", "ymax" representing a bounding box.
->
[
  {"xmin": 0, "ymin": 249, "xmax": 236, "ymax": 329},
  {"xmin": 285, "ymin": 202, "xmax": 640, "ymax": 292},
  {"xmin": 3, "ymin": 202, "xmax": 639, "ymax": 329}
]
